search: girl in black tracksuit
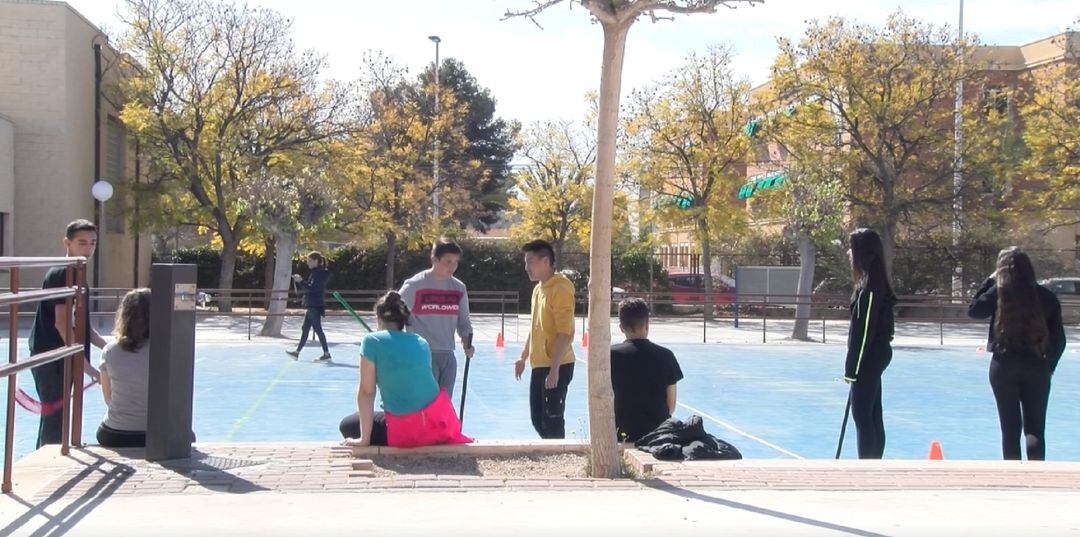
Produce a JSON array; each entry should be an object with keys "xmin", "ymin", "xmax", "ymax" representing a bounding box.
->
[
  {"xmin": 843, "ymin": 228, "xmax": 897, "ymax": 459},
  {"xmin": 968, "ymin": 247, "xmax": 1066, "ymax": 460},
  {"xmin": 288, "ymin": 251, "xmax": 332, "ymax": 361}
]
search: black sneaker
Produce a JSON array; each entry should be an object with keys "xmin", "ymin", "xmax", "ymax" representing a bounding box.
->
[
  {"xmin": 314, "ymin": 353, "xmax": 332, "ymax": 363},
  {"xmin": 286, "ymin": 350, "xmax": 300, "ymax": 360}
]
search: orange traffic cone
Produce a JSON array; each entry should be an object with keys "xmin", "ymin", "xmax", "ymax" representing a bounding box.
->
[
  {"xmin": 928, "ymin": 440, "xmax": 944, "ymax": 460},
  {"xmin": 495, "ymin": 332, "xmax": 504, "ymax": 348},
  {"xmin": 582, "ymin": 331, "xmax": 589, "ymax": 347}
]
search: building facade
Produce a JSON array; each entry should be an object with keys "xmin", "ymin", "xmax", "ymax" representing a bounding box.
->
[{"xmin": 0, "ymin": 0, "xmax": 150, "ymax": 288}]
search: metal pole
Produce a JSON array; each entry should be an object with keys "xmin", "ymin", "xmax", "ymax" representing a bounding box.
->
[
  {"xmin": 71, "ymin": 263, "xmax": 87, "ymax": 447},
  {"xmin": 93, "ymin": 43, "xmax": 102, "ymax": 293},
  {"xmin": 429, "ymin": 35, "xmax": 442, "ymax": 223},
  {"xmin": 951, "ymin": 0, "xmax": 965, "ymax": 297},
  {"xmin": 762, "ymin": 311, "xmax": 767, "ymax": 343},
  {"xmin": 4, "ymin": 268, "xmax": 19, "ymax": 493},
  {"xmin": 147, "ymin": 263, "xmax": 197, "ymax": 461},
  {"xmin": 60, "ymin": 266, "xmax": 74, "ymax": 456},
  {"xmin": 702, "ymin": 308, "xmax": 706, "ymax": 343},
  {"xmin": 940, "ymin": 300, "xmax": 945, "ymax": 346}
]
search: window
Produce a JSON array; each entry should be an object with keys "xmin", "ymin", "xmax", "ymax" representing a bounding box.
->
[{"xmin": 982, "ymin": 85, "xmax": 1010, "ymax": 117}]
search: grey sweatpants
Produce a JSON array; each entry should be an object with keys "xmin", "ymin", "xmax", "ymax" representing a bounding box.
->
[{"xmin": 431, "ymin": 350, "xmax": 458, "ymax": 398}]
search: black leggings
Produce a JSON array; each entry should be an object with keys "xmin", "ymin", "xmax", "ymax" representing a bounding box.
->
[
  {"xmin": 529, "ymin": 363, "xmax": 575, "ymax": 439},
  {"xmin": 339, "ymin": 411, "xmax": 388, "ymax": 446},
  {"xmin": 989, "ymin": 359, "xmax": 1052, "ymax": 460},
  {"xmin": 297, "ymin": 307, "xmax": 328, "ymax": 353},
  {"xmin": 850, "ymin": 373, "xmax": 886, "ymax": 459},
  {"xmin": 96, "ymin": 423, "xmax": 146, "ymax": 448},
  {"xmin": 95, "ymin": 425, "xmax": 196, "ymax": 448}
]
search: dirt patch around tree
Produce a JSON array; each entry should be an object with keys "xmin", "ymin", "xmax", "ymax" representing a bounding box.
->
[{"xmin": 370, "ymin": 453, "xmax": 589, "ymax": 478}]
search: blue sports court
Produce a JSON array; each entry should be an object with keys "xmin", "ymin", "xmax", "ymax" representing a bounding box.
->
[{"xmin": 2, "ymin": 340, "xmax": 1078, "ymax": 462}]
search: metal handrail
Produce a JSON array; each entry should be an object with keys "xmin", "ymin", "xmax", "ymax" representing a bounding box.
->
[
  {"xmin": 2, "ymin": 257, "xmax": 88, "ymax": 494},
  {"xmin": 0, "ymin": 345, "xmax": 83, "ymax": 378},
  {"xmin": 0, "ymin": 257, "xmax": 85, "ymax": 269},
  {"xmin": 0, "ymin": 287, "xmax": 77, "ymax": 307}
]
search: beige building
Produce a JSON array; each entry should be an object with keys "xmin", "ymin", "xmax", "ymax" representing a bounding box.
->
[{"xmin": 0, "ymin": 0, "xmax": 150, "ymax": 288}]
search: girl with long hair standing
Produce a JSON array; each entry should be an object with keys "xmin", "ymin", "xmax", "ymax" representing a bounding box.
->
[
  {"xmin": 287, "ymin": 251, "xmax": 332, "ymax": 362},
  {"xmin": 968, "ymin": 247, "xmax": 1066, "ymax": 460},
  {"xmin": 843, "ymin": 228, "xmax": 897, "ymax": 459}
]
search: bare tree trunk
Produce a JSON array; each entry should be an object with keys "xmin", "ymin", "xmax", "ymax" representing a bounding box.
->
[
  {"xmin": 263, "ymin": 236, "xmax": 276, "ymax": 310},
  {"xmin": 881, "ymin": 218, "xmax": 897, "ymax": 282},
  {"xmin": 792, "ymin": 230, "xmax": 816, "ymax": 341},
  {"xmin": 218, "ymin": 236, "xmax": 238, "ymax": 313},
  {"xmin": 585, "ymin": 21, "xmax": 629, "ymax": 480},
  {"xmin": 384, "ymin": 232, "xmax": 397, "ymax": 290},
  {"xmin": 699, "ymin": 217, "xmax": 714, "ymax": 323},
  {"xmin": 260, "ymin": 232, "xmax": 296, "ymax": 337},
  {"xmin": 553, "ymin": 239, "xmax": 565, "ymax": 271}
]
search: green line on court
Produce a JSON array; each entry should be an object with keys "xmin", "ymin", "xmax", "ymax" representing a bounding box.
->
[{"xmin": 225, "ymin": 360, "xmax": 292, "ymax": 441}]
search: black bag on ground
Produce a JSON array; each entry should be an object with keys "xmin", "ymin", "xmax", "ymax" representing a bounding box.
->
[{"xmin": 634, "ymin": 415, "xmax": 742, "ymax": 461}]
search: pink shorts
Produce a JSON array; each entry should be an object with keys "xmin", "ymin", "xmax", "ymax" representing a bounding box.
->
[{"xmin": 384, "ymin": 389, "xmax": 474, "ymax": 448}]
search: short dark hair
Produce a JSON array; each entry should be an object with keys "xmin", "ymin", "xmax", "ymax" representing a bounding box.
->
[
  {"xmin": 66, "ymin": 219, "xmax": 97, "ymax": 240},
  {"xmin": 432, "ymin": 238, "xmax": 462, "ymax": 259},
  {"xmin": 375, "ymin": 290, "xmax": 410, "ymax": 329},
  {"xmin": 521, "ymin": 239, "xmax": 555, "ymax": 267},
  {"xmin": 618, "ymin": 298, "xmax": 650, "ymax": 331}
]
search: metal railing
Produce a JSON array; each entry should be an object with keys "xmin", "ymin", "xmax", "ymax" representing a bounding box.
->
[
  {"xmin": 579, "ymin": 291, "xmax": 1080, "ymax": 344},
  {"xmin": 3, "ymin": 287, "xmax": 522, "ymax": 341},
  {"xmin": 0, "ymin": 257, "xmax": 88, "ymax": 494}
]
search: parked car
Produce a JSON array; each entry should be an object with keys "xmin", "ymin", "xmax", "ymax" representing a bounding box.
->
[
  {"xmin": 667, "ymin": 272, "xmax": 735, "ymax": 305},
  {"xmin": 1041, "ymin": 277, "xmax": 1080, "ymax": 300}
]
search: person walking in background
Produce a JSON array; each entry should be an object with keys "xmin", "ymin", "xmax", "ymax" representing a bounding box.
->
[
  {"xmin": 968, "ymin": 247, "xmax": 1066, "ymax": 460},
  {"xmin": 287, "ymin": 251, "xmax": 332, "ymax": 362},
  {"xmin": 843, "ymin": 228, "xmax": 897, "ymax": 459},
  {"xmin": 514, "ymin": 239, "xmax": 576, "ymax": 439},
  {"xmin": 30, "ymin": 219, "xmax": 106, "ymax": 448},
  {"xmin": 398, "ymin": 239, "xmax": 474, "ymax": 397}
]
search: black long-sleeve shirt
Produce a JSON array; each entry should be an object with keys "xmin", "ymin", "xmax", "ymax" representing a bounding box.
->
[
  {"xmin": 967, "ymin": 278, "xmax": 1066, "ymax": 373},
  {"xmin": 296, "ymin": 267, "xmax": 330, "ymax": 309},
  {"xmin": 844, "ymin": 288, "xmax": 896, "ymax": 382}
]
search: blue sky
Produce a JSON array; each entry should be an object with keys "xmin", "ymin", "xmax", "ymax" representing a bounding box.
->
[{"xmin": 68, "ymin": 0, "xmax": 1076, "ymax": 126}]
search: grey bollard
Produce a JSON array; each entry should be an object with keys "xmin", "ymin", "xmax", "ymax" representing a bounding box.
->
[{"xmin": 146, "ymin": 264, "xmax": 197, "ymax": 461}]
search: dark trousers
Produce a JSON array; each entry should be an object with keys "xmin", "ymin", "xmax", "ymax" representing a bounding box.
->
[
  {"xmin": 529, "ymin": 363, "xmax": 574, "ymax": 439},
  {"xmin": 96, "ymin": 423, "xmax": 146, "ymax": 448},
  {"xmin": 850, "ymin": 373, "xmax": 886, "ymax": 459},
  {"xmin": 339, "ymin": 411, "xmax": 389, "ymax": 446},
  {"xmin": 31, "ymin": 359, "xmax": 65, "ymax": 448},
  {"xmin": 297, "ymin": 307, "xmax": 328, "ymax": 353},
  {"xmin": 989, "ymin": 359, "xmax": 1052, "ymax": 460}
]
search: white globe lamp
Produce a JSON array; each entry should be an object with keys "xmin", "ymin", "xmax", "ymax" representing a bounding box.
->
[{"xmin": 91, "ymin": 180, "xmax": 113, "ymax": 202}]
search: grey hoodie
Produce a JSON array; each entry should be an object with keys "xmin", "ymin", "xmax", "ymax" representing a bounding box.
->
[{"xmin": 398, "ymin": 269, "xmax": 472, "ymax": 352}]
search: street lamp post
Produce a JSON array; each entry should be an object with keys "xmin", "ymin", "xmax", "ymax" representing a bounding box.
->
[
  {"xmin": 952, "ymin": 0, "xmax": 965, "ymax": 297},
  {"xmin": 428, "ymin": 35, "xmax": 441, "ymax": 224},
  {"xmin": 91, "ymin": 180, "xmax": 113, "ymax": 327}
]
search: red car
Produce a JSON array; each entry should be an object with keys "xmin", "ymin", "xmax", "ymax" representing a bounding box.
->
[{"xmin": 667, "ymin": 272, "xmax": 735, "ymax": 304}]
